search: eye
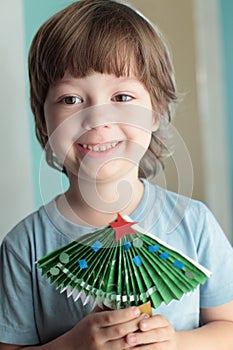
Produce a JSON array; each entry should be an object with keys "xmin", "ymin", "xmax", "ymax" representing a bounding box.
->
[
  {"xmin": 61, "ymin": 96, "xmax": 82, "ymax": 105},
  {"xmin": 112, "ymin": 94, "xmax": 134, "ymax": 102}
]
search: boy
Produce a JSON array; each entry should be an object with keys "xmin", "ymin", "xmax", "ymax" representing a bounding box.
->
[{"xmin": 1, "ymin": 1, "xmax": 233, "ymax": 349}]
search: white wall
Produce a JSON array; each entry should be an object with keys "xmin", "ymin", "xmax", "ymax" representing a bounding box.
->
[
  {"xmin": 0, "ymin": 0, "xmax": 35, "ymax": 241},
  {"xmin": 193, "ymin": 0, "xmax": 232, "ymax": 239}
]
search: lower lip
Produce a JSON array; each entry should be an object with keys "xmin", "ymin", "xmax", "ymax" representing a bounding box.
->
[{"xmin": 75, "ymin": 142, "xmax": 122, "ymax": 157}]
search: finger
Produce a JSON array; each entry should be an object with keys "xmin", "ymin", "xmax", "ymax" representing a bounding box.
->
[
  {"xmin": 139, "ymin": 314, "xmax": 169, "ymax": 331},
  {"xmin": 123, "ymin": 344, "xmax": 162, "ymax": 350},
  {"xmin": 100, "ymin": 313, "xmax": 148, "ymax": 341},
  {"xmin": 107, "ymin": 336, "xmax": 134, "ymax": 350},
  {"xmin": 126, "ymin": 327, "xmax": 171, "ymax": 346},
  {"xmin": 93, "ymin": 307, "xmax": 141, "ymax": 327}
]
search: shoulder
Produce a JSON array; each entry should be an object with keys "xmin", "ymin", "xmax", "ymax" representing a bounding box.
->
[
  {"xmin": 2, "ymin": 205, "xmax": 51, "ymax": 245},
  {"xmin": 142, "ymin": 180, "xmax": 232, "ymax": 258},
  {"xmin": 0, "ymin": 197, "xmax": 91, "ymax": 267},
  {"xmin": 144, "ymin": 180, "xmax": 214, "ymax": 235},
  {"xmin": 144, "ymin": 182, "xmax": 233, "ymax": 307},
  {"xmin": 1, "ymin": 201, "xmax": 62, "ymax": 268}
]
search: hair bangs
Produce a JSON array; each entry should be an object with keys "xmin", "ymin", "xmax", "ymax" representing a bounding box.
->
[
  {"xmin": 58, "ymin": 14, "xmax": 145, "ymax": 80},
  {"xmin": 33, "ymin": 0, "xmax": 152, "ymax": 96}
]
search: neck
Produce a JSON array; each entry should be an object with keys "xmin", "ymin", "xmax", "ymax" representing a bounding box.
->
[{"xmin": 56, "ymin": 170, "xmax": 144, "ymax": 227}]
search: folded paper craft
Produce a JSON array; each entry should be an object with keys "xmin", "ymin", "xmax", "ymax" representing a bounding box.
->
[{"xmin": 37, "ymin": 214, "xmax": 211, "ymax": 310}]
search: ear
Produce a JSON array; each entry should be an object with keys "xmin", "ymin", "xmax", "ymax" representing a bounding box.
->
[
  {"xmin": 40, "ymin": 120, "xmax": 48, "ymax": 136},
  {"xmin": 151, "ymin": 112, "xmax": 160, "ymax": 132},
  {"xmin": 152, "ymin": 120, "xmax": 160, "ymax": 132}
]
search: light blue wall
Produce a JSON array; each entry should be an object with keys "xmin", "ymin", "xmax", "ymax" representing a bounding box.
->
[
  {"xmin": 22, "ymin": 0, "xmax": 72, "ymax": 208},
  {"xmin": 219, "ymin": 0, "xmax": 233, "ymax": 227},
  {"xmin": 0, "ymin": 1, "xmax": 35, "ymax": 240}
]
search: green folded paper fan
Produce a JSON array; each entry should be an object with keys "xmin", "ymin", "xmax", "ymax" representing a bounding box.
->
[{"xmin": 37, "ymin": 214, "xmax": 211, "ymax": 309}]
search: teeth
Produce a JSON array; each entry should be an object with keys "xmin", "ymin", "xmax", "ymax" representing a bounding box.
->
[
  {"xmin": 81, "ymin": 142, "xmax": 118, "ymax": 152},
  {"xmin": 100, "ymin": 145, "xmax": 107, "ymax": 151}
]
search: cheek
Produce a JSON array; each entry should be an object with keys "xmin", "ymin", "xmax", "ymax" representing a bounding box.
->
[
  {"xmin": 43, "ymin": 105, "xmax": 74, "ymax": 158},
  {"xmin": 124, "ymin": 125, "xmax": 152, "ymax": 146},
  {"xmin": 43, "ymin": 102, "xmax": 55, "ymax": 135},
  {"xmin": 120, "ymin": 104, "xmax": 154, "ymax": 132},
  {"xmin": 123, "ymin": 126, "xmax": 152, "ymax": 164},
  {"xmin": 43, "ymin": 103, "xmax": 66, "ymax": 136}
]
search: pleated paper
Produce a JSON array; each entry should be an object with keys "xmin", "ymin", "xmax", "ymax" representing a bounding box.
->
[{"xmin": 37, "ymin": 214, "xmax": 211, "ymax": 309}]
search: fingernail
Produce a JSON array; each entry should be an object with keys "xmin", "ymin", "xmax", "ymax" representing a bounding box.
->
[
  {"xmin": 132, "ymin": 307, "xmax": 140, "ymax": 317},
  {"xmin": 140, "ymin": 320, "xmax": 148, "ymax": 329},
  {"xmin": 142, "ymin": 313, "xmax": 150, "ymax": 319},
  {"xmin": 128, "ymin": 334, "xmax": 137, "ymax": 344}
]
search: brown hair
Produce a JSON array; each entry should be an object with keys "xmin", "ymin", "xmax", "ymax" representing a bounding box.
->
[{"xmin": 28, "ymin": 0, "xmax": 177, "ymax": 180}]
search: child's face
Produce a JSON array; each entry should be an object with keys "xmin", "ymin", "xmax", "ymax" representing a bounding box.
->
[{"xmin": 43, "ymin": 71, "xmax": 158, "ymax": 182}]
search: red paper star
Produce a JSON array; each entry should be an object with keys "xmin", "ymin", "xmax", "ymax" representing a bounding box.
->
[{"xmin": 109, "ymin": 213, "xmax": 137, "ymax": 242}]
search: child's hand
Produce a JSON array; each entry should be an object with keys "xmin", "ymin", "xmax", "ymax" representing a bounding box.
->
[
  {"xmin": 67, "ymin": 306, "xmax": 145, "ymax": 350},
  {"xmin": 125, "ymin": 314, "xmax": 178, "ymax": 349}
]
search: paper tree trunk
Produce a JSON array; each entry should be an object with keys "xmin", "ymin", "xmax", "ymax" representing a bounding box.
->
[{"xmin": 37, "ymin": 214, "xmax": 211, "ymax": 309}]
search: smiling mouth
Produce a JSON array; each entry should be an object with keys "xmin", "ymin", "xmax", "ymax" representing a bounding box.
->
[{"xmin": 79, "ymin": 141, "xmax": 120, "ymax": 153}]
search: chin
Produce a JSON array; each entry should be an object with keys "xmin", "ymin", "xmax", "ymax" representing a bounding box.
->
[{"xmin": 79, "ymin": 162, "xmax": 135, "ymax": 183}]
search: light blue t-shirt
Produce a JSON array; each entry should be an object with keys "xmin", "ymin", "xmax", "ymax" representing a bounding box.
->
[{"xmin": 1, "ymin": 180, "xmax": 233, "ymax": 345}]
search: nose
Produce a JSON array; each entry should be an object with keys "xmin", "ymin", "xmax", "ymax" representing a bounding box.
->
[{"xmin": 80, "ymin": 104, "xmax": 115, "ymax": 130}]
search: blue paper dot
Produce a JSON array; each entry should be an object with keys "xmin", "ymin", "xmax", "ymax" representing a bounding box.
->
[
  {"xmin": 148, "ymin": 245, "xmax": 160, "ymax": 253},
  {"xmin": 159, "ymin": 252, "xmax": 170, "ymax": 260},
  {"xmin": 91, "ymin": 240, "xmax": 102, "ymax": 252},
  {"xmin": 133, "ymin": 255, "xmax": 142, "ymax": 267},
  {"xmin": 78, "ymin": 259, "xmax": 88, "ymax": 269},
  {"xmin": 173, "ymin": 260, "xmax": 184, "ymax": 269},
  {"xmin": 124, "ymin": 241, "xmax": 131, "ymax": 251}
]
